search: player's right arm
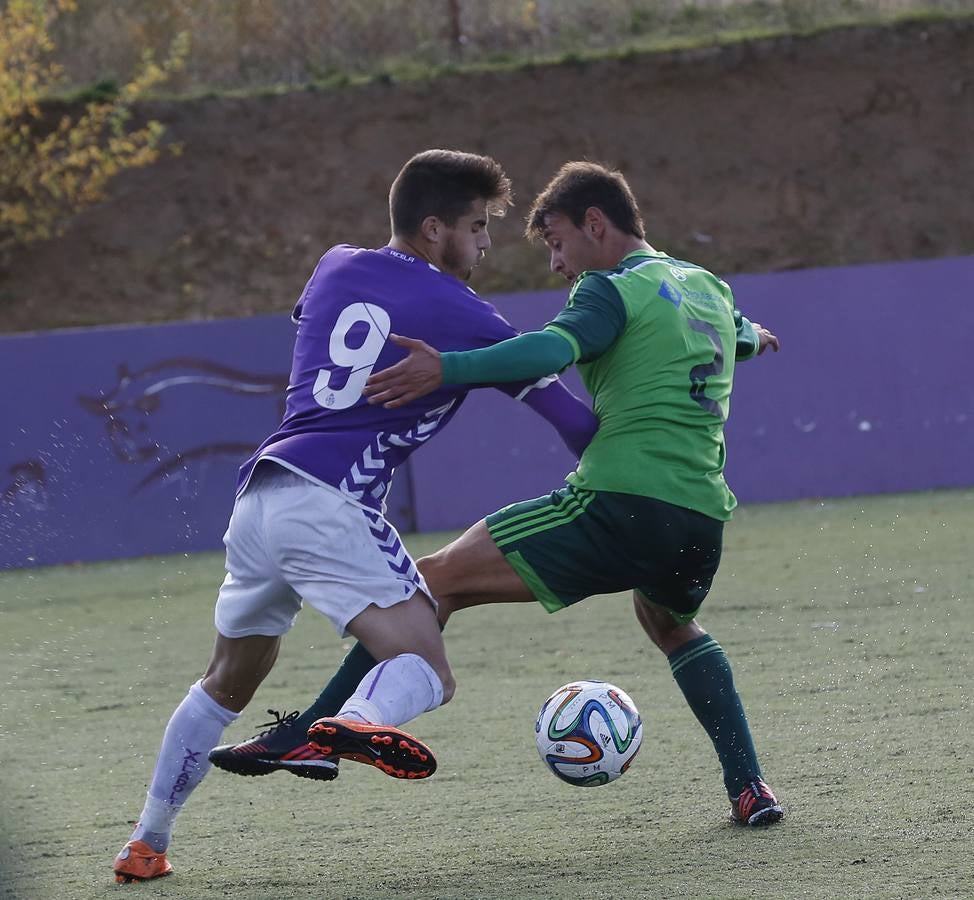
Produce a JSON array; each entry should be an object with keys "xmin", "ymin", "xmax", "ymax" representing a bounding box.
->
[{"xmin": 497, "ymin": 375, "xmax": 598, "ymax": 460}]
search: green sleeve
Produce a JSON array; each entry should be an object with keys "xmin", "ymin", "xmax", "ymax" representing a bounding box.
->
[
  {"xmin": 734, "ymin": 310, "xmax": 760, "ymax": 361},
  {"xmin": 440, "ymin": 329, "xmax": 575, "ymax": 385},
  {"xmin": 546, "ymin": 274, "xmax": 627, "ymax": 363}
]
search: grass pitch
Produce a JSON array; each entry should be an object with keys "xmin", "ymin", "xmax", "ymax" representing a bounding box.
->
[{"xmin": 1, "ymin": 489, "xmax": 972, "ymax": 899}]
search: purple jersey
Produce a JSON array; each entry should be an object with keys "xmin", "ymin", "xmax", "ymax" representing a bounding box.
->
[{"xmin": 239, "ymin": 245, "xmax": 597, "ymax": 511}]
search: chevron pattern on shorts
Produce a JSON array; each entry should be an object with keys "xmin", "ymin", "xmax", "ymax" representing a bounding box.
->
[
  {"xmin": 338, "ymin": 400, "xmax": 457, "ymax": 507},
  {"xmin": 363, "ymin": 509, "xmax": 420, "ymax": 584}
]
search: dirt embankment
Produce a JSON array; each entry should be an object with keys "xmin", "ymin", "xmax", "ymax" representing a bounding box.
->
[{"xmin": 2, "ymin": 17, "xmax": 972, "ymax": 333}]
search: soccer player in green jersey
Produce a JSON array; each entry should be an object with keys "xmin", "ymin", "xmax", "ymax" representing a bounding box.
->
[
  {"xmin": 217, "ymin": 161, "xmax": 785, "ymax": 826},
  {"xmin": 364, "ymin": 160, "xmax": 783, "ymax": 824}
]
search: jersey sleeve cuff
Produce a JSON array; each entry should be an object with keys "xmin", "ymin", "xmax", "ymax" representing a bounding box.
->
[
  {"xmin": 440, "ymin": 351, "xmax": 463, "ymax": 385},
  {"xmin": 734, "ymin": 316, "xmax": 760, "ymax": 361},
  {"xmin": 543, "ymin": 324, "xmax": 582, "ymax": 363}
]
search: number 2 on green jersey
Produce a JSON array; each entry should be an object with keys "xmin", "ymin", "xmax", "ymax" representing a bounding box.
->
[{"xmin": 687, "ymin": 317, "xmax": 725, "ymax": 419}]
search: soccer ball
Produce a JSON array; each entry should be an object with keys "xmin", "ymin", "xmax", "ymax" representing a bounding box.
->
[{"xmin": 535, "ymin": 680, "xmax": 643, "ymax": 786}]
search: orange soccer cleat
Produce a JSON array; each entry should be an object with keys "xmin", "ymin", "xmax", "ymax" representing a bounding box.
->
[
  {"xmin": 113, "ymin": 839, "xmax": 173, "ymax": 884},
  {"xmin": 307, "ymin": 717, "xmax": 436, "ymax": 779}
]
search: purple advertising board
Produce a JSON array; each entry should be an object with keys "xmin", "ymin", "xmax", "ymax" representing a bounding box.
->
[
  {"xmin": 2, "ymin": 256, "xmax": 971, "ymax": 569},
  {"xmin": 723, "ymin": 259, "xmax": 970, "ymax": 502},
  {"xmin": 0, "ymin": 316, "xmax": 411, "ymax": 569}
]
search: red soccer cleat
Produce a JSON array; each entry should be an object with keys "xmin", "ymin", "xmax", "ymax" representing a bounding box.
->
[{"xmin": 729, "ymin": 777, "xmax": 784, "ymax": 826}]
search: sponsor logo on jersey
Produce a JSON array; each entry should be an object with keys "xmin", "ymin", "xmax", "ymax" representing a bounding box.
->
[{"xmin": 659, "ymin": 280, "xmax": 683, "ymax": 308}]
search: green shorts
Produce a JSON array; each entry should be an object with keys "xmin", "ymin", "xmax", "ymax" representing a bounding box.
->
[{"xmin": 485, "ymin": 485, "xmax": 723, "ymax": 624}]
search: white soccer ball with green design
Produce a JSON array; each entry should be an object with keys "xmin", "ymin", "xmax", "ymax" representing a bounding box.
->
[{"xmin": 535, "ymin": 680, "xmax": 643, "ymax": 786}]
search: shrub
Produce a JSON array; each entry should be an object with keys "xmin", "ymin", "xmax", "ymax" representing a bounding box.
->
[{"xmin": 0, "ymin": 0, "xmax": 188, "ymax": 255}]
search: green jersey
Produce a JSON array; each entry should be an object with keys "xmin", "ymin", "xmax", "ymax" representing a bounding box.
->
[{"xmin": 545, "ymin": 249, "xmax": 748, "ymax": 521}]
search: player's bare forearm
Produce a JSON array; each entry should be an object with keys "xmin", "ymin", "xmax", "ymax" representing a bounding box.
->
[{"xmin": 363, "ymin": 334, "xmax": 442, "ymax": 408}]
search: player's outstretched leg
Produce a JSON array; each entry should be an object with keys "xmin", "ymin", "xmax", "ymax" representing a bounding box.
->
[{"xmin": 209, "ymin": 708, "xmax": 339, "ymax": 781}]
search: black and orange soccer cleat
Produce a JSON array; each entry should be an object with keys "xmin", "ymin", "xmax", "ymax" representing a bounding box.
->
[
  {"xmin": 729, "ymin": 777, "xmax": 784, "ymax": 826},
  {"xmin": 209, "ymin": 709, "xmax": 339, "ymax": 781},
  {"xmin": 307, "ymin": 717, "xmax": 436, "ymax": 780},
  {"xmin": 113, "ymin": 839, "xmax": 173, "ymax": 883}
]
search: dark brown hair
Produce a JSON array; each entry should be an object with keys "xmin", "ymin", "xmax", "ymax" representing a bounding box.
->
[
  {"xmin": 525, "ymin": 161, "xmax": 644, "ymax": 240},
  {"xmin": 389, "ymin": 150, "xmax": 513, "ymax": 236}
]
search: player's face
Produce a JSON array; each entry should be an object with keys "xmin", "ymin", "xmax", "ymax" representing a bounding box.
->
[
  {"xmin": 440, "ymin": 201, "xmax": 492, "ymax": 281},
  {"xmin": 542, "ymin": 211, "xmax": 603, "ymax": 283}
]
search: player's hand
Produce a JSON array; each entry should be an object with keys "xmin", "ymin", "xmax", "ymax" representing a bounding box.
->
[
  {"xmin": 753, "ymin": 323, "xmax": 780, "ymax": 355},
  {"xmin": 363, "ymin": 334, "xmax": 442, "ymax": 408}
]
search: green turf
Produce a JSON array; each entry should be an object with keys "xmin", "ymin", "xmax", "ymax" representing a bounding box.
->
[{"xmin": 1, "ymin": 489, "xmax": 972, "ymax": 899}]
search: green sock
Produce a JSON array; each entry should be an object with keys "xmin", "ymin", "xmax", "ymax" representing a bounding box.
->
[
  {"xmin": 667, "ymin": 633, "xmax": 762, "ymax": 797},
  {"xmin": 292, "ymin": 641, "xmax": 378, "ymax": 736}
]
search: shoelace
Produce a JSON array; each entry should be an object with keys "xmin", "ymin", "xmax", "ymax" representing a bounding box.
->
[
  {"xmin": 249, "ymin": 708, "xmax": 300, "ymax": 740},
  {"xmin": 738, "ymin": 780, "xmax": 772, "ymax": 816}
]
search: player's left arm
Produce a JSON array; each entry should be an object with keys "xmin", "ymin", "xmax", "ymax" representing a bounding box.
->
[
  {"xmin": 720, "ymin": 277, "xmax": 779, "ymax": 359},
  {"xmin": 496, "ymin": 376, "xmax": 599, "ymax": 459},
  {"xmin": 735, "ymin": 310, "xmax": 780, "ymax": 359}
]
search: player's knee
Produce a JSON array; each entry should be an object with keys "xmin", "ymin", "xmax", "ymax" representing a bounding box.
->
[
  {"xmin": 202, "ymin": 650, "xmax": 268, "ymax": 711},
  {"xmin": 435, "ymin": 665, "xmax": 456, "ymax": 706},
  {"xmin": 417, "ymin": 551, "xmax": 450, "ymax": 600},
  {"xmin": 202, "ymin": 670, "xmax": 257, "ymax": 711},
  {"xmin": 435, "ymin": 593, "xmax": 457, "ymax": 626},
  {"xmin": 419, "ymin": 551, "xmax": 474, "ymax": 618},
  {"xmin": 406, "ymin": 649, "xmax": 455, "ymax": 707},
  {"xmin": 633, "ymin": 591, "xmax": 700, "ymax": 654},
  {"xmin": 440, "ymin": 678, "xmax": 456, "ymax": 706}
]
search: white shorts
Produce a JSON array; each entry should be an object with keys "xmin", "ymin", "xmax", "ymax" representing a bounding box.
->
[{"xmin": 214, "ymin": 464, "xmax": 431, "ymax": 638}]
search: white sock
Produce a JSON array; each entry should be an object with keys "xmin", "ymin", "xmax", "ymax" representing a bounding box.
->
[
  {"xmin": 131, "ymin": 680, "xmax": 238, "ymax": 849},
  {"xmin": 131, "ymin": 795, "xmax": 180, "ymax": 851},
  {"xmin": 337, "ymin": 653, "xmax": 443, "ymax": 727}
]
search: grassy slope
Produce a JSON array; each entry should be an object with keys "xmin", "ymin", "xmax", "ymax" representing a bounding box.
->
[
  {"xmin": 1, "ymin": 489, "xmax": 972, "ymax": 898},
  {"xmin": 55, "ymin": 4, "xmax": 974, "ymax": 101}
]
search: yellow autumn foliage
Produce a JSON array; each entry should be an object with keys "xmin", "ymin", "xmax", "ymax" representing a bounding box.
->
[{"xmin": 0, "ymin": 0, "xmax": 188, "ymax": 253}]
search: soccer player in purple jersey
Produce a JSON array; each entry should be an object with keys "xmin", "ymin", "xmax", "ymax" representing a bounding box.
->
[
  {"xmin": 112, "ymin": 150, "xmax": 598, "ymax": 884},
  {"xmin": 215, "ymin": 161, "xmax": 784, "ymax": 830}
]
